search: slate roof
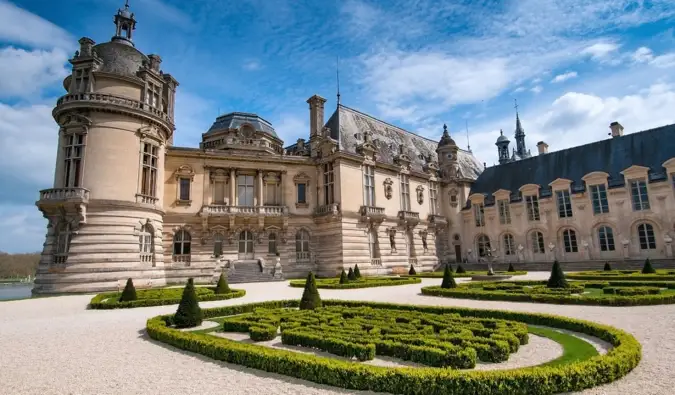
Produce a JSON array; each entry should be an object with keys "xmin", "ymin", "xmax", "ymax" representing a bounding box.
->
[
  {"xmin": 324, "ymin": 105, "xmax": 483, "ymax": 179},
  {"xmin": 205, "ymin": 112, "xmax": 278, "ymax": 139},
  {"xmin": 93, "ymin": 41, "xmax": 148, "ymax": 78},
  {"xmin": 470, "ymin": 123, "xmax": 675, "ymax": 200}
]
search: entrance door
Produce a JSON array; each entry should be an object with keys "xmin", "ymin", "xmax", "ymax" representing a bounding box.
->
[
  {"xmin": 454, "ymin": 245, "xmax": 462, "ymax": 262},
  {"xmin": 238, "ymin": 231, "xmax": 254, "ymax": 259}
]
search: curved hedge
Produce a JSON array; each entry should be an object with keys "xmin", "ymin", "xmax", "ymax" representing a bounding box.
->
[
  {"xmin": 567, "ymin": 270, "xmax": 675, "ymax": 281},
  {"xmin": 89, "ymin": 286, "xmax": 245, "ymax": 309},
  {"xmin": 402, "ymin": 271, "xmax": 527, "ymax": 279},
  {"xmin": 289, "ymin": 276, "xmax": 421, "ymax": 289},
  {"xmin": 146, "ymin": 299, "xmax": 641, "ymax": 395}
]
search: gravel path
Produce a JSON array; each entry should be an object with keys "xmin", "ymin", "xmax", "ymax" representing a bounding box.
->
[{"xmin": 1, "ymin": 272, "xmax": 672, "ymax": 395}]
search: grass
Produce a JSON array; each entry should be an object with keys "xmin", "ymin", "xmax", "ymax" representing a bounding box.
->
[
  {"xmin": 528, "ymin": 325, "xmax": 599, "ymax": 367},
  {"xmin": 568, "ymin": 269, "xmax": 675, "ymax": 281}
]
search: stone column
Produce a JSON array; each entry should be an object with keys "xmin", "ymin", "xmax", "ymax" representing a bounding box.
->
[
  {"xmin": 279, "ymin": 171, "xmax": 285, "ymax": 206},
  {"xmin": 257, "ymin": 170, "xmax": 264, "ymax": 206},
  {"xmin": 229, "ymin": 168, "xmax": 236, "ymax": 205}
]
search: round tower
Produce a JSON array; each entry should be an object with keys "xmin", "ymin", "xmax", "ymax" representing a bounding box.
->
[
  {"xmin": 33, "ymin": 2, "xmax": 179, "ymax": 294},
  {"xmin": 495, "ymin": 130, "xmax": 510, "ymax": 164},
  {"xmin": 436, "ymin": 124, "xmax": 459, "ymax": 181}
]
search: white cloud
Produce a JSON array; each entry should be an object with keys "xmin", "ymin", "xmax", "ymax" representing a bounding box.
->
[
  {"xmin": 0, "ymin": 47, "xmax": 70, "ymax": 99},
  {"xmin": 513, "ymin": 86, "xmax": 526, "ymax": 93},
  {"xmin": 551, "ymin": 71, "xmax": 578, "ymax": 83},
  {"xmin": 0, "ymin": 0, "xmax": 74, "ymax": 50},
  {"xmin": 632, "ymin": 47, "xmax": 675, "ymax": 68},
  {"xmin": 242, "ymin": 60, "xmax": 262, "ymax": 71},
  {"xmin": 531, "ymin": 85, "xmax": 543, "ymax": 94},
  {"xmin": 0, "ymin": 204, "xmax": 46, "ymax": 253},
  {"xmin": 581, "ymin": 42, "xmax": 621, "ymax": 62},
  {"xmin": 273, "ymin": 114, "xmax": 308, "ymax": 144}
]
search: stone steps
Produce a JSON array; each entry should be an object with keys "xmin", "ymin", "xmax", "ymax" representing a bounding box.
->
[{"xmin": 227, "ymin": 261, "xmax": 285, "ymax": 284}]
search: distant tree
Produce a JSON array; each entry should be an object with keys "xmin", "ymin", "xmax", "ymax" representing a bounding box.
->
[
  {"xmin": 118, "ymin": 278, "xmax": 137, "ymax": 302},
  {"xmin": 214, "ymin": 272, "xmax": 231, "ymax": 294},
  {"xmin": 440, "ymin": 264, "xmax": 457, "ymax": 289},
  {"xmin": 299, "ymin": 272, "xmax": 322, "ymax": 310},
  {"xmin": 339, "ymin": 269, "xmax": 348, "ymax": 284},
  {"xmin": 546, "ymin": 260, "xmax": 569, "ymax": 289},
  {"xmin": 641, "ymin": 258, "xmax": 656, "ymax": 274},
  {"xmin": 408, "ymin": 264, "xmax": 417, "ymax": 275},
  {"xmin": 354, "ymin": 264, "xmax": 362, "ymax": 279},
  {"xmin": 173, "ymin": 278, "xmax": 203, "ymax": 328}
]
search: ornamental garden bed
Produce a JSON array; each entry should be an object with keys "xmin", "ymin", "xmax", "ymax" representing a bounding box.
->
[
  {"xmin": 89, "ymin": 284, "xmax": 245, "ymax": 309},
  {"xmin": 567, "ymin": 269, "xmax": 675, "ymax": 281},
  {"xmin": 403, "ymin": 270, "xmax": 527, "ymax": 278},
  {"xmin": 289, "ymin": 276, "xmax": 421, "ymax": 289},
  {"xmin": 146, "ymin": 299, "xmax": 640, "ymax": 395}
]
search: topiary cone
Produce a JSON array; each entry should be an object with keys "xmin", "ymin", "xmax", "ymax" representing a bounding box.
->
[
  {"xmin": 456, "ymin": 264, "xmax": 466, "ymax": 274},
  {"xmin": 299, "ymin": 271, "xmax": 322, "ymax": 310},
  {"xmin": 354, "ymin": 264, "xmax": 361, "ymax": 279},
  {"xmin": 173, "ymin": 278, "xmax": 203, "ymax": 328},
  {"xmin": 546, "ymin": 260, "xmax": 569, "ymax": 289},
  {"xmin": 339, "ymin": 269, "xmax": 348, "ymax": 284},
  {"xmin": 347, "ymin": 267, "xmax": 356, "ymax": 281},
  {"xmin": 603, "ymin": 262, "xmax": 612, "ymax": 271},
  {"xmin": 119, "ymin": 278, "xmax": 137, "ymax": 302},
  {"xmin": 408, "ymin": 264, "xmax": 417, "ymax": 275},
  {"xmin": 440, "ymin": 264, "xmax": 457, "ymax": 289},
  {"xmin": 507, "ymin": 263, "xmax": 515, "ymax": 272},
  {"xmin": 214, "ymin": 272, "xmax": 231, "ymax": 294},
  {"xmin": 642, "ymin": 258, "xmax": 656, "ymax": 274}
]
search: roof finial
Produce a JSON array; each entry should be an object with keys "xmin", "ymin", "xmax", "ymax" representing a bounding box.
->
[
  {"xmin": 514, "ymin": 98, "xmax": 519, "ymax": 115},
  {"xmin": 465, "ymin": 120, "xmax": 471, "ymax": 152},
  {"xmin": 443, "ymin": 123, "xmax": 448, "ymax": 134},
  {"xmin": 125, "ymin": 0, "xmax": 130, "ymax": 8},
  {"xmin": 336, "ymin": 56, "xmax": 341, "ymax": 107}
]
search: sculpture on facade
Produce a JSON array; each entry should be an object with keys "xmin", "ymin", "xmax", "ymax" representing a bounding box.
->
[{"xmin": 383, "ymin": 178, "xmax": 393, "ymax": 200}]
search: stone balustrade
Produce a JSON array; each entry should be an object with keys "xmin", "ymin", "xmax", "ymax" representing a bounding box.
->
[
  {"xmin": 359, "ymin": 205, "xmax": 386, "ymax": 224},
  {"xmin": 39, "ymin": 187, "xmax": 90, "ymax": 203},
  {"xmin": 371, "ymin": 258, "xmax": 382, "ymax": 266},
  {"xmin": 427, "ymin": 214, "xmax": 448, "ymax": 228},
  {"xmin": 315, "ymin": 203, "xmax": 340, "ymax": 216},
  {"xmin": 296, "ymin": 251, "xmax": 311, "ymax": 261},
  {"xmin": 203, "ymin": 205, "xmax": 288, "ymax": 216},
  {"xmin": 56, "ymin": 92, "xmax": 172, "ymax": 123},
  {"xmin": 398, "ymin": 210, "xmax": 420, "ymax": 227}
]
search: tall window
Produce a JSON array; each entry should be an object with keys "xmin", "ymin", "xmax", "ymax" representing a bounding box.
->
[
  {"xmin": 429, "ymin": 182, "xmax": 438, "ymax": 215},
  {"xmin": 75, "ymin": 68, "xmax": 90, "ymax": 92},
  {"xmin": 268, "ymin": 233, "xmax": 277, "ymax": 254},
  {"xmin": 368, "ymin": 230, "xmax": 380, "ymax": 259},
  {"xmin": 363, "ymin": 165, "xmax": 375, "ymax": 206},
  {"xmin": 473, "ymin": 203, "xmax": 485, "ymax": 227},
  {"xmin": 63, "ymin": 133, "xmax": 85, "ymax": 188},
  {"xmin": 265, "ymin": 182, "xmax": 280, "ymax": 205},
  {"xmin": 296, "ymin": 183, "xmax": 306, "ymax": 204},
  {"xmin": 498, "ymin": 199, "xmax": 511, "ymax": 225},
  {"xmin": 173, "ymin": 230, "xmax": 191, "ymax": 256},
  {"xmin": 503, "ymin": 234, "xmax": 515, "ymax": 255},
  {"xmin": 323, "ymin": 163, "xmax": 334, "ymax": 205},
  {"xmin": 55, "ymin": 223, "xmax": 71, "ymax": 255},
  {"xmin": 145, "ymin": 83, "xmax": 161, "ymax": 109},
  {"xmin": 531, "ymin": 231, "xmax": 545, "ymax": 254},
  {"xmin": 140, "ymin": 143, "xmax": 158, "ymax": 197},
  {"xmin": 238, "ymin": 175, "xmax": 255, "ymax": 206},
  {"xmin": 139, "ymin": 224, "xmax": 153, "ymax": 263},
  {"xmin": 213, "ymin": 180, "xmax": 226, "ymax": 203},
  {"xmin": 637, "ymin": 223, "xmax": 656, "ymax": 250},
  {"xmin": 179, "ymin": 178, "xmax": 191, "ymax": 201},
  {"xmin": 556, "ymin": 190, "xmax": 573, "ymax": 218},
  {"xmin": 562, "ymin": 229, "xmax": 578, "ymax": 253},
  {"xmin": 525, "ymin": 195, "xmax": 540, "ymax": 221},
  {"xmin": 597, "ymin": 226, "xmax": 615, "ymax": 251},
  {"xmin": 590, "ymin": 184, "xmax": 609, "ymax": 215},
  {"xmin": 630, "ymin": 180, "xmax": 650, "ymax": 211},
  {"xmin": 477, "ymin": 234, "xmax": 490, "ymax": 257},
  {"xmin": 296, "ymin": 230, "xmax": 310, "ymax": 260},
  {"xmin": 213, "ymin": 233, "xmax": 224, "ymax": 257},
  {"xmin": 400, "ymin": 174, "xmax": 411, "ymax": 210}
]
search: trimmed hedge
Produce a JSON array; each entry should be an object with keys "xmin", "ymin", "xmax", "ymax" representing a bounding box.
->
[
  {"xmin": 289, "ymin": 276, "xmax": 421, "ymax": 289},
  {"xmin": 89, "ymin": 286, "xmax": 245, "ymax": 309},
  {"xmin": 402, "ymin": 271, "xmax": 527, "ymax": 278},
  {"xmin": 567, "ymin": 269, "xmax": 675, "ymax": 282},
  {"xmin": 146, "ymin": 299, "xmax": 641, "ymax": 395}
]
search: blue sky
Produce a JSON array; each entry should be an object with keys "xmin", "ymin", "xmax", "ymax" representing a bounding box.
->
[{"xmin": 1, "ymin": 0, "xmax": 674, "ymax": 253}]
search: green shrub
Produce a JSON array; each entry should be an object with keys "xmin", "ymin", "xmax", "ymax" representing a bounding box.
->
[
  {"xmin": 299, "ymin": 272, "xmax": 322, "ymax": 310},
  {"xmin": 173, "ymin": 278, "xmax": 203, "ymax": 328},
  {"xmin": 507, "ymin": 263, "xmax": 515, "ymax": 272},
  {"xmin": 441, "ymin": 264, "xmax": 456, "ymax": 289},
  {"xmin": 90, "ymin": 287, "xmax": 245, "ymax": 309},
  {"xmin": 249, "ymin": 325, "xmax": 277, "ymax": 341},
  {"xmin": 642, "ymin": 258, "xmax": 656, "ymax": 274},
  {"xmin": 290, "ymin": 277, "xmax": 420, "ymax": 289},
  {"xmin": 214, "ymin": 272, "xmax": 231, "ymax": 294},
  {"xmin": 354, "ymin": 264, "xmax": 361, "ymax": 279},
  {"xmin": 339, "ymin": 269, "xmax": 348, "ymax": 284},
  {"xmin": 603, "ymin": 262, "xmax": 612, "ymax": 271},
  {"xmin": 456, "ymin": 264, "xmax": 466, "ymax": 274},
  {"xmin": 547, "ymin": 260, "xmax": 569, "ymax": 289},
  {"xmin": 408, "ymin": 264, "xmax": 417, "ymax": 275},
  {"xmin": 118, "ymin": 278, "xmax": 137, "ymax": 302},
  {"xmin": 347, "ymin": 267, "xmax": 356, "ymax": 281}
]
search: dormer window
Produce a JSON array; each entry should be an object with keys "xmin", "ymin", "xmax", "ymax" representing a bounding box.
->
[{"xmin": 473, "ymin": 203, "xmax": 485, "ymax": 227}]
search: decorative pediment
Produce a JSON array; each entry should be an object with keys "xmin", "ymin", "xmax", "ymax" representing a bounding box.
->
[
  {"xmin": 423, "ymin": 160, "xmax": 439, "ymax": 173},
  {"xmin": 548, "ymin": 178, "xmax": 573, "ymax": 190},
  {"xmin": 210, "ymin": 225, "xmax": 227, "ymax": 235},
  {"xmin": 263, "ymin": 172, "xmax": 280, "ymax": 184},
  {"xmin": 581, "ymin": 171, "xmax": 610, "ymax": 183},
  {"xmin": 209, "ymin": 168, "xmax": 229, "ymax": 182},
  {"xmin": 492, "ymin": 189, "xmax": 511, "ymax": 199},
  {"xmin": 662, "ymin": 157, "xmax": 675, "ymax": 170},
  {"xmin": 620, "ymin": 165, "xmax": 650, "ymax": 180},
  {"xmin": 468, "ymin": 193, "xmax": 485, "ymax": 203},
  {"xmin": 174, "ymin": 165, "xmax": 195, "ymax": 181},
  {"xmin": 58, "ymin": 113, "xmax": 92, "ymax": 134},
  {"xmin": 383, "ymin": 178, "xmax": 393, "ymax": 200},
  {"xmin": 137, "ymin": 125, "xmax": 162, "ymax": 141},
  {"xmin": 293, "ymin": 172, "xmax": 311, "ymax": 184},
  {"xmin": 518, "ymin": 183, "xmax": 541, "ymax": 194}
]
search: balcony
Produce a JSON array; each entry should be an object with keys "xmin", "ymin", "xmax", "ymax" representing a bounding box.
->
[
  {"xmin": 39, "ymin": 187, "xmax": 90, "ymax": 203},
  {"xmin": 54, "ymin": 92, "xmax": 172, "ymax": 126},
  {"xmin": 427, "ymin": 214, "xmax": 448, "ymax": 229},
  {"xmin": 203, "ymin": 205, "xmax": 288, "ymax": 217},
  {"xmin": 172, "ymin": 254, "xmax": 191, "ymax": 265},
  {"xmin": 359, "ymin": 205, "xmax": 386, "ymax": 224},
  {"xmin": 313, "ymin": 203, "xmax": 341, "ymax": 223},
  {"xmin": 296, "ymin": 251, "xmax": 311, "ymax": 261},
  {"xmin": 398, "ymin": 211, "xmax": 420, "ymax": 227}
]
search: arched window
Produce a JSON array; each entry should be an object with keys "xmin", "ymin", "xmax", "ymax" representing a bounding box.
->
[
  {"xmin": 296, "ymin": 230, "xmax": 310, "ymax": 260},
  {"xmin": 503, "ymin": 234, "xmax": 515, "ymax": 255},
  {"xmin": 268, "ymin": 233, "xmax": 277, "ymax": 254},
  {"xmin": 213, "ymin": 233, "xmax": 224, "ymax": 257},
  {"xmin": 531, "ymin": 231, "xmax": 545, "ymax": 254},
  {"xmin": 173, "ymin": 230, "xmax": 191, "ymax": 256},
  {"xmin": 637, "ymin": 223, "xmax": 656, "ymax": 250},
  {"xmin": 238, "ymin": 231, "xmax": 254, "ymax": 258},
  {"xmin": 562, "ymin": 229, "xmax": 578, "ymax": 253},
  {"xmin": 477, "ymin": 234, "xmax": 491, "ymax": 257},
  {"xmin": 597, "ymin": 226, "xmax": 615, "ymax": 251},
  {"xmin": 139, "ymin": 224, "xmax": 154, "ymax": 263}
]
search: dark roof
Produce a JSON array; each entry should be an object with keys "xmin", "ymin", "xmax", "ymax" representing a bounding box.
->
[
  {"xmin": 205, "ymin": 112, "xmax": 278, "ymax": 139},
  {"xmin": 470, "ymin": 123, "xmax": 675, "ymax": 197},
  {"xmin": 324, "ymin": 105, "xmax": 483, "ymax": 179},
  {"xmin": 93, "ymin": 41, "xmax": 147, "ymax": 78}
]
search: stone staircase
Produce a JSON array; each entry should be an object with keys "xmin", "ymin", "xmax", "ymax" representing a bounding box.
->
[{"xmin": 226, "ymin": 259, "xmax": 285, "ymax": 284}]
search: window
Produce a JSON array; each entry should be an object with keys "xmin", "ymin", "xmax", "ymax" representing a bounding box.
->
[
  {"xmin": 76, "ymin": 68, "xmax": 90, "ymax": 92},
  {"xmin": 173, "ymin": 230, "xmax": 191, "ymax": 255},
  {"xmin": 531, "ymin": 231, "xmax": 545, "ymax": 254},
  {"xmin": 429, "ymin": 182, "xmax": 438, "ymax": 215},
  {"xmin": 237, "ymin": 175, "xmax": 255, "ymax": 206},
  {"xmin": 296, "ymin": 183, "xmax": 306, "ymax": 204},
  {"xmin": 525, "ymin": 195, "xmax": 540, "ymax": 221},
  {"xmin": 363, "ymin": 165, "xmax": 375, "ymax": 206},
  {"xmin": 637, "ymin": 223, "xmax": 656, "ymax": 250},
  {"xmin": 268, "ymin": 233, "xmax": 277, "ymax": 254},
  {"xmin": 562, "ymin": 229, "xmax": 578, "ymax": 253},
  {"xmin": 296, "ymin": 230, "xmax": 310, "ymax": 260},
  {"xmin": 145, "ymin": 83, "xmax": 161, "ymax": 109},
  {"xmin": 63, "ymin": 133, "xmax": 85, "ymax": 188},
  {"xmin": 140, "ymin": 143, "xmax": 158, "ymax": 197},
  {"xmin": 213, "ymin": 233, "xmax": 224, "ymax": 257},
  {"xmin": 368, "ymin": 230, "xmax": 380, "ymax": 259},
  {"xmin": 473, "ymin": 203, "xmax": 485, "ymax": 227},
  {"xmin": 630, "ymin": 180, "xmax": 650, "ymax": 211},
  {"xmin": 590, "ymin": 184, "xmax": 609, "ymax": 215},
  {"xmin": 498, "ymin": 199, "xmax": 511, "ymax": 225},
  {"xmin": 477, "ymin": 234, "xmax": 491, "ymax": 257},
  {"xmin": 139, "ymin": 224, "xmax": 153, "ymax": 263},
  {"xmin": 400, "ymin": 174, "xmax": 411, "ymax": 211},
  {"xmin": 597, "ymin": 226, "xmax": 615, "ymax": 252},
  {"xmin": 265, "ymin": 182, "xmax": 280, "ymax": 205},
  {"xmin": 323, "ymin": 163, "xmax": 334, "ymax": 205},
  {"xmin": 556, "ymin": 190, "xmax": 573, "ymax": 218},
  {"xmin": 503, "ymin": 234, "xmax": 515, "ymax": 255},
  {"xmin": 55, "ymin": 223, "xmax": 71, "ymax": 255},
  {"xmin": 238, "ymin": 231, "xmax": 254, "ymax": 257}
]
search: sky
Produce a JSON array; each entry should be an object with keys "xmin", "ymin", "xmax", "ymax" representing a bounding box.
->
[{"xmin": 1, "ymin": 0, "xmax": 674, "ymax": 253}]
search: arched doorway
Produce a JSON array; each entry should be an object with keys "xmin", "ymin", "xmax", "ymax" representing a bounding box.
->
[{"xmin": 238, "ymin": 230, "xmax": 254, "ymax": 259}]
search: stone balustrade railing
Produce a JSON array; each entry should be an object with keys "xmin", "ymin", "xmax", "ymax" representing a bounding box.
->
[
  {"xmin": 39, "ymin": 187, "xmax": 90, "ymax": 202},
  {"xmin": 296, "ymin": 251, "xmax": 311, "ymax": 261},
  {"xmin": 56, "ymin": 92, "xmax": 172, "ymax": 123},
  {"xmin": 204, "ymin": 205, "xmax": 288, "ymax": 216},
  {"xmin": 371, "ymin": 258, "xmax": 382, "ymax": 266},
  {"xmin": 315, "ymin": 203, "xmax": 340, "ymax": 216}
]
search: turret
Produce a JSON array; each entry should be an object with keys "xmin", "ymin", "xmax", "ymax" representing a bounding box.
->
[
  {"xmin": 437, "ymin": 124, "xmax": 460, "ymax": 181},
  {"xmin": 495, "ymin": 130, "xmax": 510, "ymax": 164}
]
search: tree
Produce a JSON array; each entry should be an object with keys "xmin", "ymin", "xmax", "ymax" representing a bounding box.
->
[
  {"xmin": 455, "ymin": 264, "xmax": 466, "ymax": 274},
  {"xmin": 299, "ymin": 272, "xmax": 322, "ymax": 310},
  {"xmin": 603, "ymin": 262, "xmax": 612, "ymax": 271},
  {"xmin": 339, "ymin": 269, "xmax": 348, "ymax": 284},
  {"xmin": 546, "ymin": 260, "xmax": 569, "ymax": 289},
  {"xmin": 348, "ymin": 267, "xmax": 356, "ymax": 281},
  {"xmin": 507, "ymin": 263, "xmax": 516, "ymax": 272},
  {"xmin": 408, "ymin": 264, "xmax": 417, "ymax": 275},
  {"xmin": 214, "ymin": 272, "xmax": 231, "ymax": 294},
  {"xmin": 354, "ymin": 264, "xmax": 362, "ymax": 279},
  {"xmin": 642, "ymin": 258, "xmax": 656, "ymax": 274},
  {"xmin": 173, "ymin": 278, "xmax": 203, "ymax": 328},
  {"xmin": 440, "ymin": 264, "xmax": 457, "ymax": 289},
  {"xmin": 118, "ymin": 278, "xmax": 137, "ymax": 302}
]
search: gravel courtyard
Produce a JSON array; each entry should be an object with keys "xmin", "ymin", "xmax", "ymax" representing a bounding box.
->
[{"xmin": 1, "ymin": 272, "xmax": 673, "ymax": 395}]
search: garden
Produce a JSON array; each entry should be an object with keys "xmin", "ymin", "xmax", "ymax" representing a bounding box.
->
[
  {"xmin": 402, "ymin": 262, "xmax": 527, "ymax": 278},
  {"xmin": 567, "ymin": 259, "xmax": 675, "ymax": 281},
  {"xmin": 289, "ymin": 265, "xmax": 421, "ymax": 289}
]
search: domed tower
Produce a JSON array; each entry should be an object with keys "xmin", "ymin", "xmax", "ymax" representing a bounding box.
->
[
  {"xmin": 495, "ymin": 129, "xmax": 511, "ymax": 164},
  {"xmin": 437, "ymin": 124, "xmax": 459, "ymax": 181},
  {"xmin": 33, "ymin": 2, "xmax": 179, "ymax": 294}
]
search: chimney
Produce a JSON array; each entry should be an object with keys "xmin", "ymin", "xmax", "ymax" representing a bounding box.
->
[
  {"xmin": 537, "ymin": 141, "xmax": 549, "ymax": 154},
  {"xmin": 296, "ymin": 138, "xmax": 305, "ymax": 150},
  {"xmin": 307, "ymin": 94, "xmax": 327, "ymax": 137},
  {"xmin": 609, "ymin": 121, "xmax": 624, "ymax": 138}
]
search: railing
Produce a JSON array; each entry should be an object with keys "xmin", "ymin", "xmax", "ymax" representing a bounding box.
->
[
  {"xmin": 39, "ymin": 187, "xmax": 90, "ymax": 202},
  {"xmin": 398, "ymin": 211, "xmax": 420, "ymax": 221},
  {"xmin": 140, "ymin": 253, "xmax": 153, "ymax": 263},
  {"xmin": 52, "ymin": 254, "xmax": 68, "ymax": 264},
  {"xmin": 371, "ymin": 258, "xmax": 382, "ymax": 266},
  {"xmin": 315, "ymin": 203, "xmax": 340, "ymax": 216},
  {"xmin": 296, "ymin": 251, "xmax": 310, "ymax": 261},
  {"xmin": 427, "ymin": 214, "xmax": 448, "ymax": 226},
  {"xmin": 172, "ymin": 254, "xmax": 191, "ymax": 265},
  {"xmin": 56, "ymin": 93, "xmax": 172, "ymax": 123},
  {"xmin": 360, "ymin": 205, "xmax": 385, "ymax": 216},
  {"xmin": 204, "ymin": 205, "xmax": 288, "ymax": 216},
  {"xmin": 136, "ymin": 194, "xmax": 159, "ymax": 205},
  {"xmin": 408, "ymin": 258, "xmax": 418, "ymax": 266}
]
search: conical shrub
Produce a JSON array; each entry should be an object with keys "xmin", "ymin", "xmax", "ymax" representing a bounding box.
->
[
  {"xmin": 642, "ymin": 258, "xmax": 656, "ymax": 274},
  {"xmin": 603, "ymin": 262, "xmax": 612, "ymax": 271},
  {"xmin": 299, "ymin": 272, "xmax": 322, "ymax": 310},
  {"xmin": 119, "ymin": 278, "xmax": 137, "ymax": 302},
  {"xmin": 339, "ymin": 269, "xmax": 348, "ymax": 284},
  {"xmin": 348, "ymin": 267, "xmax": 356, "ymax": 281},
  {"xmin": 507, "ymin": 263, "xmax": 516, "ymax": 272},
  {"xmin": 440, "ymin": 264, "xmax": 457, "ymax": 289},
  {"xmin": 354, "ymin": 264, "xmax": 362, "ymax": 279},
  {"xmin": 408, "ymin": 264, "xmax": 417, "ymax": 275},
  {"xmin": 173, "ymin": 278, "xmax": 203, "ymax": 328},
  {"xmin": 546, "ymin": 260, "xmax": 569, "ymax": 289},
  {"xmin": 456, "ymin": 264, "xmax": 466, "ymax": 274},
  {"xmin": 214, "ymin": 272, "xmax": 231, "ymax": 294}
]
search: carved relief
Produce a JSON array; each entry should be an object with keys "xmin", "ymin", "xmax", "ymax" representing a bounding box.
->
[
  {"xmin": 383, "ymin": 178, "xmax": 393, "ymax": 200},
  {"xmin": 416, "ymin": 185, "xmax": 424, "ymax": 205}
]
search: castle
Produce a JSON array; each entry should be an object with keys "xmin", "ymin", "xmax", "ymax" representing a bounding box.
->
[{"xmin": 33, "ymin": 4, "xmax": 675, "ymax": 293}]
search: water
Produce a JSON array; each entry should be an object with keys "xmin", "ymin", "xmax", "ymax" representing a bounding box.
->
[{"xmin": 0, "ymin": 283, "xmax": 33, "ymax": 301}]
